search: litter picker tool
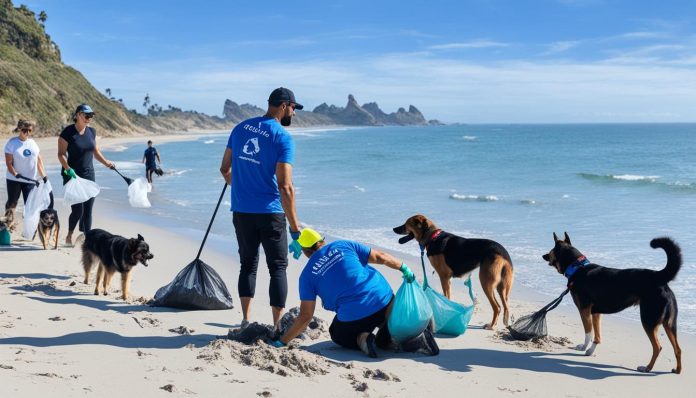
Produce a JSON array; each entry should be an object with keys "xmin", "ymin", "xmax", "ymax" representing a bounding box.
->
[
  {"xmin": 150, "ymin": 183, "xmax": 234, "ymax": 310},
  {"xmin": 112, "ymin": 167, "xmax": 134, "ymax": 186},
  {"xmin": 507, "ymin": 288, "xmax": 569, "ymax": 341}
]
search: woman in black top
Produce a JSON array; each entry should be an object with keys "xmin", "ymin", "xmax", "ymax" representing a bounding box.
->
[{"xmin": 57, "ymin": 104, "xmax": 114, "ymax": 246}]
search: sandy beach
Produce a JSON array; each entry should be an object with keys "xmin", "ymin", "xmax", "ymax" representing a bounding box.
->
[{"xmin": 1, "ymin": 134, "xmax": 694, "ymax": 397}]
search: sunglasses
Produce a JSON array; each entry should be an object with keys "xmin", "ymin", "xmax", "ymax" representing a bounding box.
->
[
  {"xmin": 83, "ymin": 113, "xmax": 95, "ymax": 119},
  {"xmin": 20, "ymin": 128, "xmax": 32, "ymax": 133}
]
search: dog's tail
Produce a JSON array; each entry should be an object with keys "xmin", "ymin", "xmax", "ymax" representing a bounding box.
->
[
  {"xmin": 74, "ymin": 233, "xmax": 86, "ymax": 248},
  {"xmin": 651, "ymin": 237, "xmax": 682, "ymax": 285}
]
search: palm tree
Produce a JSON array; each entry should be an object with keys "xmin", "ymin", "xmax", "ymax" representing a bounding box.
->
[
  {"xmin": 143, "ymin": 93, "xmax": 150, "ymax": 112},
  {"xmin": 38, "ymin": 11, "xmax": 47, "ymax": 25}
]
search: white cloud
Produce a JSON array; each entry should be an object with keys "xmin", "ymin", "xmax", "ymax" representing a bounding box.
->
[
  {"xmin": 428, "ymin": 40, "xmax": 510, "ymax": 50},
  {"xmin": 545, "ymin": 40, "xmax": 581, "ymax": 53},
  {"xmin": 72, "ymin": 50, "xmax": 696, "ymax": 123}
]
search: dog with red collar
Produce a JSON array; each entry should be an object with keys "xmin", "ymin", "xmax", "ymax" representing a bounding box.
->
[{"xmin": 393, "ymin": 214, "xmax": 514, "ymax": 330}]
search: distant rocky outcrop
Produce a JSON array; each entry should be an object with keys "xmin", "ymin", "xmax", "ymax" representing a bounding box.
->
[{"xmin": 221, "ymin": 94, "xmax": 439, "ymax": 127}]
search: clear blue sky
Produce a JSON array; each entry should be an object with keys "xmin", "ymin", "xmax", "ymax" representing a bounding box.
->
[{"xmin": 20, "ymin": 0, "xmax": 696, "ymax": 123}]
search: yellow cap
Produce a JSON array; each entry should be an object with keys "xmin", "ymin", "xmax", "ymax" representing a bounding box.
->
[{"xmin": 297, "ymin": 228, "xmax": 323, "ymax": 248}]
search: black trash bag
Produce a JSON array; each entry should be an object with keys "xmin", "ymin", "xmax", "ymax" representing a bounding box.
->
[
  {"xmin": 150, "ymin": 259, "xmax": 234, "ymax": 310},
  {"xmin": 508, "ymin": 289, "xmax": 569, "ymax": 341},
  {"xmin": 398, "ymin": 327, "xmax": 440, "ymax": 356}
]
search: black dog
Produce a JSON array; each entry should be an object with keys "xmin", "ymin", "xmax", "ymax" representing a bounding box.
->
[
  {"xmin": 81, "ymin": 228, "xmax": 154, "ymax": 300},
  {"xmin": 35, "ymin": 208, "xmax": 59, "ymax": 249},
  {"xmin": 543, "ymin": 232, "xmax": 682, "ymax": 374}
]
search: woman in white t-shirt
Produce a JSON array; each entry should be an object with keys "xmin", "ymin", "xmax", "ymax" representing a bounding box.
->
[{"xmin": 4, "ymin": 119, "xmax": 48, "ymax": 214}]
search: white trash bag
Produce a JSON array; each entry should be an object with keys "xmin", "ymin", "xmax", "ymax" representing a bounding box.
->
[
  {"xmin": 22, "ymin": 180, "xmax": 53, "ymax": 239},
  {"xmin": 63, "ymin": 176, "xmax": 100, "ymax": 207},
  {"xmin": 128, "ymin": 177, "xmax": 152, "ymax": 208}
]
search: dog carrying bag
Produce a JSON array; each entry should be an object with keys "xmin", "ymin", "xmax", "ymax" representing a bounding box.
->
[
  {"xmin": 22, "ymin": 180, "xmax": 53, "ymax": 240},
  {"xmin": 388, "ymin": 278, "xmax": 433, "ymax": 343},
  {"xmin": 128, "ymin": 177, "xmax": 152, "ymax": 208},
  {"xmin": 419, "ymin": 250, "xmax": 475, "ymax": 336},
  {"xmin": 63, "ymin": 176, "xmax": 100, "ymax": 206}
]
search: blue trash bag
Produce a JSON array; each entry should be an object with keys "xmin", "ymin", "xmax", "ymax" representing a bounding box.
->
[
  {"xmin": 423, "ymin": 283, "xmax": 474, "ymax": 336},
  {"xmin": 388, "ymin": 278, "xmax": 433, "ymax": 343}
]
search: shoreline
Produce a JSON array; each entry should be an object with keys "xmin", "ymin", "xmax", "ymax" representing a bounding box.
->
[{"xmin": 2, "ymin": 128, "xmax": 695, "ymax": 397}]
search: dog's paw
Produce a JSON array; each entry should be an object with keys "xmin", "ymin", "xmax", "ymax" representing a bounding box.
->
[
  {"xmin": 637, "ymin": 366, "xmax": 651, "ymax": 373},
  {"xmin": 585, "ymin": 344, "xmax": 597, "ymax": 356}
]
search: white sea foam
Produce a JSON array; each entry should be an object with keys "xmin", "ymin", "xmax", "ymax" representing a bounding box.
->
[
  {"xmin": 450, "ymin": 193, "xmax": 499, "ymax": 202},
  {"xmin": 105, "ymin": 145, "xmax": 128, "ymax": 152},
  {"xmin": 519, "ymin": 199, "xmax": 537, "ymax": 205},
  {"xmin": 165, "ymin": 169, "xmax": 190, "ymax": 176},
  {"xmin": 462, "ymin": 135, "xmax": 477, "ymax": 141},
  {"xmin": 353, "ymin": 185, "xmax": 366, "ymax": 192},
  {"xmin": 203, "ymin": 139, "xmax": 215, "ymax": 144},
  {"xmin": 611, "ymin": 174, "xmax": 660, "ymax": 181},
  {"xmin": 113, "ymin": 161, "xmax": 143, "ymax": 171}
]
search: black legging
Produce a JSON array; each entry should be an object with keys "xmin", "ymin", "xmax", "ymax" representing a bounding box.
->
[
  {"xmin": 5, "ymin": 179, "xmax": 34, "ymax": 209},
  {"xmin": 68, "ymin": 197, "xmax": 95, "ymax": 233},
  {"xmin": 232, "ymin": 212, "xmax": 288, "ymax": 308}
]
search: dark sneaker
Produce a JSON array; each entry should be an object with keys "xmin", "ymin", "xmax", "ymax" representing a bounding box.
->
[{"xmin": 360, "ymin": 333, "xmax": 378, "ymax": 358}]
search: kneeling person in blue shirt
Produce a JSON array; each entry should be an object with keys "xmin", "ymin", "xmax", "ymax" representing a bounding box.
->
[{"xmin": 272, "ymin": 228, "xmax": 415, "ymax": 357}]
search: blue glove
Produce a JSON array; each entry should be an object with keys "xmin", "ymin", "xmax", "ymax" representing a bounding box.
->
[
  {"xmin": 400, "ymin": 263, "xmax": 415, "ymax": 282},
  {"xmin": 268, "ymin": 340, "xmax": 285, "ymax": 348},
  {"xmin": 63, "ymin": 168, "xmax": 77, "ymax": 179},
  {"xmin": 289, "ymin": 240, "xmax": 302, "ymax": 260},
  {"xmin": 289, "ymin": 228, "xmax": 301, "ymax": 241}
]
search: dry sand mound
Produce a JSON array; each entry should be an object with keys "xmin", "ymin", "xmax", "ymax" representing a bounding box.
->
[{"xmin": 492, "ymin": 330, "xmax": 572, "ymax": 351}]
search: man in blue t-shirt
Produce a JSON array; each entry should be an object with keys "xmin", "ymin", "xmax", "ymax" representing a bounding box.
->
[
  {"xmin": 219, "ymin": 87, "xmax": 303, "ymax": 327},
  {"xmin": 270, "ymin": 228, "xmax": 420, "ymax": 358},
  {"xmin": 142, "ymin": 140, "xmax": 161, "ymax": 183}
]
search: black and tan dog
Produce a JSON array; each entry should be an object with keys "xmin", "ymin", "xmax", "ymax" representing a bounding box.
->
[
  {"xmin": 81, "ymin": 228, "xmax": 154, "ymax": 300},
  {"xmin": 543, "ymin": 232, "xmax": 682, "ymax": 374},
  {"xmin": 34, "ymin": 208, "xmax": 59, "ymax": 249},
  {"xmin": 393, "ymin": 214, "xmax": 514, "ymax": 329}
]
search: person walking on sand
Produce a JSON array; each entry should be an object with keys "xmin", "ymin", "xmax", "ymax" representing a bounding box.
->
[
  {"xmin": 4, "ymin": 119, "xmax": 49, "ymax": 220},
  {"xmin": 142, "ymin": 140, "xmax": 161, "ymax": 184},
  {"xmin": 219, "ymin": 87, "xmax": 303, "ymax": 327},
  {"xmin": 58, "ymin": 104, "xmax": 114, "ymax": 246},
  {"xmin": 268, "ymin": 228, "xmax": 438, "ymax": 357}
]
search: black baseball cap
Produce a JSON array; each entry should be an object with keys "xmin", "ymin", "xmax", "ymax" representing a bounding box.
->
[{"xmin": 268, "ymin": 87, "xmax": 304, "ymax": 110}]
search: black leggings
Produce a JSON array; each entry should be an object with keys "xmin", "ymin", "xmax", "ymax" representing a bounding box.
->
[
  {"xmin": 5, "ymin": 179, "xmax": 34, "ymax": 209},
  {"xmin": 68, "ymin": 197, "xmax": 95, "ymax": 233},
  {"xmin": 329, "ymin": 298, "xmax": 394, "ymax": 350},
  {"xmin": 233, "ymin": 212, "xmax": 288, "ymax": 308}
]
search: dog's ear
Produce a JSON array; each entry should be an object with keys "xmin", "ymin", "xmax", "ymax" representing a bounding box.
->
[
  {"xmin": 137, "ymin": 234, "xmax": 144, "ymax": 241},
  {"xmin": 563, "ymin": 232, "xmax": 572, "ymax": 245},
  {"xmin": 553, "ymin": 232, "xmax": 559, "ymax": 242}
]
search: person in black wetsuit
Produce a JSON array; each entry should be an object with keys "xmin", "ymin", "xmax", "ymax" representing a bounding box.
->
[
  {"xmin": 142, "ymin": 140, "xmax": 161, "ymax": 184},
  {"xmin": 57, "ymin": 104, "xmax": 115, "ymax": 246}
]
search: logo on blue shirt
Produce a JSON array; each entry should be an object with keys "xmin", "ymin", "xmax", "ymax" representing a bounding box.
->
[
  {"xmin": 23, "ymin": 149, "xmax": 32, "ymax": 156},
  {"xmin": 242, "ymin": 137, "xmax": 260, "ymax": 156}
]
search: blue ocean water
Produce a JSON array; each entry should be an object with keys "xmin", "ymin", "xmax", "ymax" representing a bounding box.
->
[{"xmin": 89, "ymin": 124, "xmax": 696, "ymax": 333}]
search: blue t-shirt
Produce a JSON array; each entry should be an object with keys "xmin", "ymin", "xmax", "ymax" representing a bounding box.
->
[
  {"xmin": 143, "ymin": 147, "xmax": 158, "ymax": 168},
  {"xmin": 226, "ymin": 116, "xmax": 295, "ymax": 213},
  {"xmin": 299, "ymin": 240, "xmax": 394, "ymax": 322}
]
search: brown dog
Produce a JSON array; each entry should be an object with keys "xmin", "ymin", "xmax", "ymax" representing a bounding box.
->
[
  {"xmin": 394, "ymin": 214, "xmax": 514, "ymax": 329},
  {"xmin": 34, "ymin": 208, "xmax": 60, "ymax": 249},
  {"xmin": 81, "ymin": 228, "xmax": 153, "ymax": 300}
]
